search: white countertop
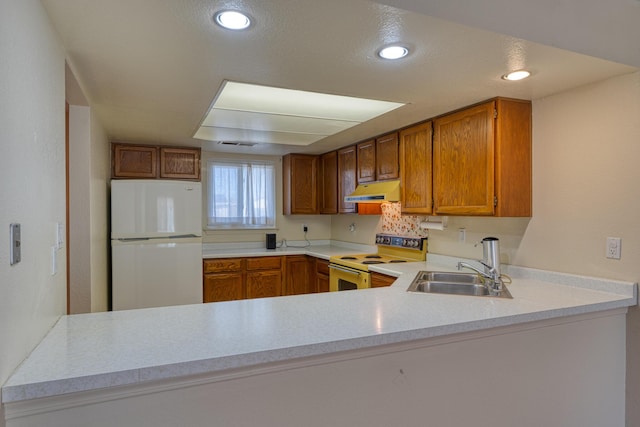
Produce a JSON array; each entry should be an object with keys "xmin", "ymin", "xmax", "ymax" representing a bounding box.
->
[
  {"xmin": 202, "ymin": 240, "xmax": 376, "ymax": 260},
  {"xmin": 2, "ymin": 248, "xmax": 637, "ymax": 404}
]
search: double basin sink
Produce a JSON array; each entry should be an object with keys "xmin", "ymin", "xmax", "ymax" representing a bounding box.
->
[{"xmin": 407, "ymin": 271, "xmax": 513, "ymax": 299}]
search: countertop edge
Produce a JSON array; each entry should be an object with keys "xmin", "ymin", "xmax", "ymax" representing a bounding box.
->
[{"xmin": 2, "ymin": 302, "xmax": 633, "ymax": 403}]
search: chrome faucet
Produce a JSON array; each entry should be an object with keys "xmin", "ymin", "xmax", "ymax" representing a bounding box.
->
[
  {"xmin": 457, "ymin": 261, "xmax": 502, "ymax": 290},
  {"xmin": 457, "ymin": 237, "xmax": 503, "ymax": 291}
]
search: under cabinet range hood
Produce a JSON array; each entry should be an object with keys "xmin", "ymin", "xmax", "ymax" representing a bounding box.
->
[{"xmin": 344, "ymin": 180, "xmax": 400, "ymax": 203}]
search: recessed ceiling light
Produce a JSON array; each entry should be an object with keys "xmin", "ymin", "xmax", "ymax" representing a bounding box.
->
[
  {"xmin": 378, "ymin": 45, "xmax": 409, "ymax": 60},
  {"xmin": 502, "ymin": 70, "xmax": 531, "ymax": 81},
  {"xmin": 214, "ymin": 10, "xmax": 251, "ymax": 30}
]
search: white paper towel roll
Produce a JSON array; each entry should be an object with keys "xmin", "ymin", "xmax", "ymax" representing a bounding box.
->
[{"xmin": 419, "ymin": 216, "xmax": 448, "ymax": 230}]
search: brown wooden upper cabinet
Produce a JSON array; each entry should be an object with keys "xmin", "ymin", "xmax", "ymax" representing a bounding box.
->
[
  {"xmin": 283, "ymin": 153, "xmax": 319, "ymax": 215},
  {"xmin": 399, "ymin": 121, "xmax": 433, "ymax": 215},
  {"xmin": 337, "ymin": 145, "xmax": 357, "ymax": 213},
  {"xmin": 160, "ymin": 147, "xmax": 201, "ymax": 180},
  {"xmin": 112, "ymin": 143, "xmax": 201, "ymax": 181},
  {"xmin": 356, "ymin": 133, "xmax": 399, "ymax": 184},
  {"xmin": 375, "ymin": 132, "xmax": 399, "ymax": 181},
  {"xmin": 319, "ymin": 151, "xmax": 338, "ymax": 214},
  {"xmin": 112, "ymin": 144, "xmax": 158, "ymax": 178},
  {"xmin": 433, "ymin": 98, "xmax": 531, "ymax": 216},
  {"xmin": 356, "ymin": 139, "xmax": 376, "ymax": 183}
]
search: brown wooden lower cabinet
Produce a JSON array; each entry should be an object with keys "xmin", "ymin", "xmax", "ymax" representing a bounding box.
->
[
  {"xmin": 246, "ymin": 270, "xmax": 282, "ymax": 299},
  {"xmin": 203, "ymin": 258, "xmax": 246, "ymax": 303},
  {"xmin": 203, "ymin": 256, "xmax": 399, "ymax": 302},
  {"xmin": 204, "ymin": 256, "xmax": 282, "ymax": 303},
  {"xmin": 371, "ymin": 272, "xmax": 397, "ymax": 288},
  {"xmin": 203, "ymin": 273, "xmax": 244, "ymax": 302},
  {"xmin": 284, "ymin": 255, "xmax": 312, "ymax": 296},
  {"xmin": 315, "ymin": 258, "xmax": 330, "ymax": 293}
]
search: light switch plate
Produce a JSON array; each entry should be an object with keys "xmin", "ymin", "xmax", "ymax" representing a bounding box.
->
[
  {"xmin": 56, "ymin": 222, "xmax": 64, "ymax": 249},
  {"xmin": 10, "ymin": 223, "xmax": 21, "ymax": 265}
]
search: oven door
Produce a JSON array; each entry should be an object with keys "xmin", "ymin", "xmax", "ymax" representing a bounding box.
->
[{"xmin": 329, "ymin": 264, "xmax": 370, "ymax": 291}]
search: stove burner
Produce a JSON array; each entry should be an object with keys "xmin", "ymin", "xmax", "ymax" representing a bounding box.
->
[
  {"xmin": 362, "ymin": 260, "xmax": 384, "ymax": 265},
  {"xmin": 365, "ymin": 255, "xmax": 382, "ymax": 259},
  {"xmin": 340, "ymin": 256, "xmax": 357, "ymax": 260},
  {"xmin": 389, "ymin": 260, "xmax": 407, "ymax": 263}
]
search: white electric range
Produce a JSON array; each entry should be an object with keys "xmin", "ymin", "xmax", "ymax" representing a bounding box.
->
[{"xmin": 329, "ymin": 234, "xmax": 427, "ymax": 291}]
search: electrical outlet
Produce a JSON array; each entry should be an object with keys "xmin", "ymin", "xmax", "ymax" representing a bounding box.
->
[
  {"xmin": 303, "ymin": 224, "xmax": 308, "ymax": 233},
  {"xmin": 606, "ymin": 237, "xmax": 621, "ymax": 259}
]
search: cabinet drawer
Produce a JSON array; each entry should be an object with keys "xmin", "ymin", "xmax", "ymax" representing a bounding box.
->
[
  {"xmin": 203, "ymin": 258, "xmax": 244, "ymax": 273},
  {"xmin": 246, "ymin": 256, "xmax": 282, "ymax": 271}
]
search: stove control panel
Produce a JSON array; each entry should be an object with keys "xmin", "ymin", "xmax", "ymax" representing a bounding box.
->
[{"xmin": 375, "ymin": 234, "xmax": 426, "ymax": 250}]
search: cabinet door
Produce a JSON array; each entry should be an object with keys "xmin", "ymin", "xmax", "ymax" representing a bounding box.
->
[
  {"xmin": 284, "ymin": 255, "xmax": 311, "ymax": 295},
  {"xmin": 493, "ymin": 98, "xmax": 532, "ymax": 217},
  {"xmin": 376, "ymin": 132, "xmax": 399, "ymax": 181},
  {"xmin": 357, "ymin": 140, "xmax": 376, "ymax": 183},
  {"xmin": 315, "ymin": 258, "xmax": 330, "ymax": 293},
  {"xmin": 399, "ymin": 121, "xmax": 433, "ymax": 214},
  {"xmin": 433, "ymin": 102, "xmax": 495, "ymax": 215},
  {"xmin": 112, "ymin": 144, "xmax": 158, "ymax": 178},
  {"xmin": 283, "ymin": 154, "xmax": 319, "ymax": 215},
  {"xmin": 337, "ymin": 146, "xmax": 357, "ymax": 213},
  {"xmin": 246, "ymin": 270, "xmax": 282, "ymax": 299},
  {"xmin": 370, "ymin": 272, "xmax": 396, "ymax": 288},
  {"xmin": 316, "ymin": 273, "xmax": 330, "ymax": 293},
  {"xmin": 160, "ymin": 147, "xmax": 201, "ymax": 180},
  {"xmin": 319, "ymin": 151, "xmax": 338, "ymax": 214},
  {"xmin": 203, "ymin": 272, "xmax": 244, "ymax": 302}
]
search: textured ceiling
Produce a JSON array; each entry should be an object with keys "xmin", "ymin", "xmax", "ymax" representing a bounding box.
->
[{"xmin": 44, "ymin": 0, "xmax": 637, "ymax": 156}]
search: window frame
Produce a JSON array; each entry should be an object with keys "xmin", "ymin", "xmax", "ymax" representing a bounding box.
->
[{"xmin": 205, "ymin": 158, "xmax": 277, "ymax": 230}]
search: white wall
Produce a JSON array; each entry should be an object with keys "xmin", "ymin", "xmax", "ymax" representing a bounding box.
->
[
  {"xmin": 68, "ymin": 105, "xmax": 110, "ymax": 313},
  {"xmin": 68, "ymin": 106, "xmax": 92, "ymax": 312},
  {"xmin": 0, "ymin": 0, "xmax": 67, "ymax": 423},
  {"xmin": 330, "ymin": 213, "xmax": 381, "ymax": 245},
  {"xmin": 89, "ymin": 108, "xmax": 110, "ymax": 312}
]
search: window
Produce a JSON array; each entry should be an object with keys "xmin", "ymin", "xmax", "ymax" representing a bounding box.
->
[{"xmin": 206, "ymin": 159, "xmax": 276, "ymax": 229}]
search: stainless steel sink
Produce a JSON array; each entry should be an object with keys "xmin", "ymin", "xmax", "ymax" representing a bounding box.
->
[
  {"xmin": 414, "ymin": 271, "xmax": 484, "ymax": 284},
  {"xmin": 407, "ymin": 271, "xmax": 513, "ymax": 298}
]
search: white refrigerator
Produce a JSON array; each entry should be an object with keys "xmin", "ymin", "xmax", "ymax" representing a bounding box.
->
[{"xmin": 111, "ymin": 180, "xmax": 203, "ymax": 310}]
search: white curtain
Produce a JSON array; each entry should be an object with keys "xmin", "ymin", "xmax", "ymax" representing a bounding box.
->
[{"xmin": 207, "ymin": 160, "xmax": 276, "ymax": 228}]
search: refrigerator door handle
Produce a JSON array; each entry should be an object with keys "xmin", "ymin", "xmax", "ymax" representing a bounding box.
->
[{"xmin": 116, "ymin": 234, "xmax": 200, "ymax": 242}]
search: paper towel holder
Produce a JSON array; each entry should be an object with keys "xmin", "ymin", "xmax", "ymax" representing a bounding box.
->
[{"xmin": 419, "ymin": 216, "xmax": 448, "ymax": 230}]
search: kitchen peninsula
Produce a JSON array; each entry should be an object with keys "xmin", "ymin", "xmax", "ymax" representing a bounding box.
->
[{"xmin": 2, "ymin": 249, "xmax": 636, "ymax": 427}]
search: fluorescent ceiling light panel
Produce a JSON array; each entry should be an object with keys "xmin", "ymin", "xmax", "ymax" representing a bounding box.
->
[
  {"xmin": 201, "ymin": 109, "xmax": 357, "ymax": 135},
  {"xmin": 194, "ymin": 127, "xmax": 324, "ymax": 146},
  {"xmin": 194, "ymin": 81, "xmax": 405, "ymax": 146}
]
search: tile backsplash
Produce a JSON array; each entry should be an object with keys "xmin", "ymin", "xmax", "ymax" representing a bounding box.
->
[{"xmin": 379, "ymin": 202, "xmax": 428, "ymax": 238}]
